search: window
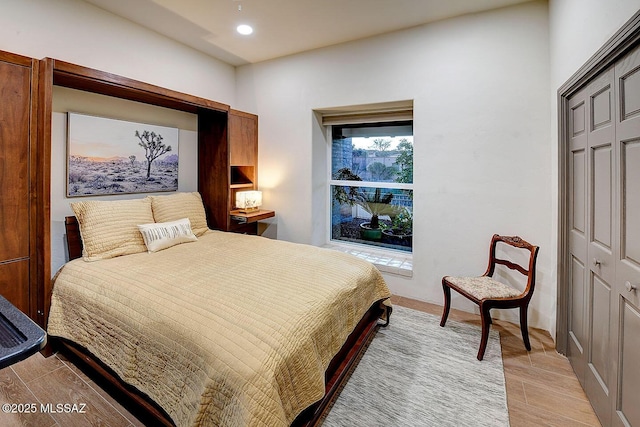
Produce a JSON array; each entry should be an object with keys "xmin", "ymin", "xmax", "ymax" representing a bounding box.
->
[{"xmin": 330, "ymin": 121, "xmax": 413, "ymax": 252}]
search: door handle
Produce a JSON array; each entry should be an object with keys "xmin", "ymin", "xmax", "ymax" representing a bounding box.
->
[
  {"xmin": 593, "ymin": 258, "xmax": 601, "ymax": 267},
  {"xmin": 625, "ymin": 281, "xmax": 638, "ymax": 292}
]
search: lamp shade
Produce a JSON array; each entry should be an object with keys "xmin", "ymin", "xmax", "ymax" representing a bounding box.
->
[{"xmin": 235, "ymin": 190, "xmax": 262, "ymax": 212}]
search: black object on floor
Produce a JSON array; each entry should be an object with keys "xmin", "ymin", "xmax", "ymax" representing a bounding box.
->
[{"xmin": 0, "ymin": 295, "xmax": 46, "ymax": 369}]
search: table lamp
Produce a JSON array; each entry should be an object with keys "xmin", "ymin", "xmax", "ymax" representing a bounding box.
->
[{"xmin": 235, "ymin": 190, "xmax": 262, "ymax": 213}]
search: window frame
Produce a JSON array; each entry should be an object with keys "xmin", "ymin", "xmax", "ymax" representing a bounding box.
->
[{"xmin": 326, "ymin": 120, "xmax": 414, "ymax": 253}]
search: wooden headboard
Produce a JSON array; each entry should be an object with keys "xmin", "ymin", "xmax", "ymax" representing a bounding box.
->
[{"xmin": 64, "ymin": 216, "xmax": 83, "ymax": 261}]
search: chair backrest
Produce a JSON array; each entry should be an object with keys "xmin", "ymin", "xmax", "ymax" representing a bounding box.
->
[{"xmin": 484, "ymin": 234, "xmax": 539, "ymax": 299}]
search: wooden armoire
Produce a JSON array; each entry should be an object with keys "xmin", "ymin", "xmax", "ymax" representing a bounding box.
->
[{"xmin": 0, "ymin": 51, "xmax": 39, "ymax": 320}]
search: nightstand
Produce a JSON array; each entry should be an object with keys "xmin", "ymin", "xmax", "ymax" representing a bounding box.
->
[{"xmin": 229, "ymin": 209, "xmax": 275, "ymax": 235}]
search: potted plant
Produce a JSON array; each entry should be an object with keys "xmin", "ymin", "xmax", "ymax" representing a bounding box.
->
[
  {"xmin": 332, "ymin": 168, "xmax": 402, "ymax": 242},
  {"xmin": 382, "ymin": 206, "xmax": 413, "ymax": 246},
  {"xmin": 354, "ymin": 188, "xmax": 402, "ymax": 241}
]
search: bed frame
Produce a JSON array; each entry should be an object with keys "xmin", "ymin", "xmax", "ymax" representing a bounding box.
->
[{"xmin": 55, "ymin": 216, "xmax": 391, "ymax": 426}]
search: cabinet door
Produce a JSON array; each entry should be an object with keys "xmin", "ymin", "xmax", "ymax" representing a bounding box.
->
[
  {"xmin": 0, "ymin": 55, "xmax": 32, "ymax": 315},
  {"xmin": 0, "ymin": 261, "xmax": 29, "ymax": 313},
  {"xmin": 0, "ymin": 59, "xmax": 31, "ymax": 262},
  {"xmin": 229, "ymin": 110, "xmax": 257, "ymax": 167}
]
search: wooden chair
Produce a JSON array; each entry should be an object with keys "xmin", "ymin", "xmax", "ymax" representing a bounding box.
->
[{"xmin": 440, "ymin": 234, "xmax": 539, "ymax": 360}]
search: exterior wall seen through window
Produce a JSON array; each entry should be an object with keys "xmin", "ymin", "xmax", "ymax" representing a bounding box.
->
[{"xmin": 330, "ymin": 121, "xmax": 413, "ymax": 253}]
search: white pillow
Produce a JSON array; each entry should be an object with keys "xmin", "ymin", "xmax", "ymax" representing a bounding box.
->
[{"xmin": 137, "ymin": 218, "xmax": 197, "ymax": 253}]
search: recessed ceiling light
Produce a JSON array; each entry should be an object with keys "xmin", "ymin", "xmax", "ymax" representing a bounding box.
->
[{"xmin": 237, "ymin": 24, "xmax": 253, "ymax": 35}]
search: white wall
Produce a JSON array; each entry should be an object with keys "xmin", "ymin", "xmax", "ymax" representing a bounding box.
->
[
  {"xmin": 0, "ymin": 0, "xmax": 236, "ymax": 106},
  {"xmin": 550, "ymin": 0, "xmax": 640, "ymax": 86},
  {"xmin": 236, "ymin": 1, "xmax": 554, "ymax": 330}
]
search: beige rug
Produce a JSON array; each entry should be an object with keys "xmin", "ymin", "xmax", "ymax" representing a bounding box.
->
[{"xmin": 321, "ymin": 306, "xmax": 509, "ymax": 427}]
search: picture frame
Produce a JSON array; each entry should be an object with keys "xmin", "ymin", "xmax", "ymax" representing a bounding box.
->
[{"xmin": 67, "ymin": 112, "xmax": 179, "ymax": 197}]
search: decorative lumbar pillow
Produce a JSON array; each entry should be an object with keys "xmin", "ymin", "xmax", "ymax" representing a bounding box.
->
[
  {"xmin": 150, "ymin": 192, "xmax": 209, "ymax": 237},
  {"xmin": 138, "ymin": 218, "xmax": 197, "ymax": 253},
  {"xmin": 71, "ymin": 198, "xmax": 155, "ymax": 261}
]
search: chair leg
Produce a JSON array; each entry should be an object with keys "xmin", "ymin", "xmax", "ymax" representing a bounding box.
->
[
  {"xmin": 520, "ymin": 305, "xmax": 531, "ymax": 351},
  {"xmin": 477, "ymin": 304, "xmax": 492, "ymax": 361},
  {"xmin": 440, "ymin": 281, "xmax": 451, "ymax": 327}
]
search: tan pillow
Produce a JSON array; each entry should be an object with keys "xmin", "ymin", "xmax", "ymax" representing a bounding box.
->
[
  {"xmin": 138, "ymin": 218, "xmax": 197, "ymax": 253},
  {"xmin": 150, "ymin": 192, "xmax": 209, "ymax": 237},
  {"xmin": 71, "ymin": 198, "xmax": 155, "ymax": 261}
]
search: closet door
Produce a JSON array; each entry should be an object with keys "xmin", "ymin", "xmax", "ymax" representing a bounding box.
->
[
  {"xmin": 567, "ymin": 87, "xmax": 588, "ymax": 386},
  {"xmin": 612, "ymin": 46, "xmax": 640, "ymax": 427},
  {"xmin": 584, "ymin": 67, "xmax": 616, "ymax": 425},
  {"xmin": 561, "ymin": 16, "xmax": 640, "ymax": 427},
  {"xmin": 566, "ymin": 70, "xmax": 617, "ymax": 424}
]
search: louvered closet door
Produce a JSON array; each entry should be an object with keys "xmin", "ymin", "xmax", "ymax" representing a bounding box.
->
[
  {"xmin": 584, "ymin": 67, "xmax": 616, "ymax": 425},
  {"xmin": 612, "ymin": 46, "xmax": 640, "ymax": 427}
]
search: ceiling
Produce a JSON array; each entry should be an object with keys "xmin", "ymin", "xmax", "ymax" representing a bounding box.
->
[{"xmin": 83, "ymin": 0, "xmax": 532, "ymax": 66}]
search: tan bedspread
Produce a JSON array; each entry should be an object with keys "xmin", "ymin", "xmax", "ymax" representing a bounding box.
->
[{"xmin": 47, "ymin": 231, "xmax": 391, "ymax": 426}]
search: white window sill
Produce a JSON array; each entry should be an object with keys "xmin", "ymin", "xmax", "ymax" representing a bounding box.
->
[{"xmin": 323, "ymin": 243, "xmax": 413, "ymax": 277}]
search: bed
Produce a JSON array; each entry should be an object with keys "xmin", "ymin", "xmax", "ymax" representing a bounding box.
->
[{"xmin": 47, "ymin": 193, "xmax": 392, "ymax": 427}]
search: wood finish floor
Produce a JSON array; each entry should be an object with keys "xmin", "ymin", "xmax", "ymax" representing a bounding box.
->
[{"xmin": 0, "ymin": 296, "xmax": 600, "ymax": 426}]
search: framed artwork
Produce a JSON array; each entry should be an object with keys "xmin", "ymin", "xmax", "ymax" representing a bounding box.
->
[{"xmin": 67, "ymin": 113, "xmax": 179, "ymax": 197}]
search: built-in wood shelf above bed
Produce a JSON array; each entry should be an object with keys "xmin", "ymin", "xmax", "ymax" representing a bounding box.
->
[
  {"xmin": 50, "ymin": 59, "xmax": 229, "ymax": 113},
  {"xmin": 230, "ymin": 183, "xmax": 254, "ymax": 189}
]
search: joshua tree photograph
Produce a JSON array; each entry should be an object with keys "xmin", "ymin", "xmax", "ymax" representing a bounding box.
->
[{"xmin": 67, "ymin": 113, "xmax": 179, "ymax": 197}]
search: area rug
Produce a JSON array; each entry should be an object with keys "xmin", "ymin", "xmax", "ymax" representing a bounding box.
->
[{"xmin": 321, "ymin": 306, "xmax": 510, "ymax": 427}]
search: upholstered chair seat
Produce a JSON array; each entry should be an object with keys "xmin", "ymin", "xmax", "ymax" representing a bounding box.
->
[{"xmin": 442, "ymin": 276, "xmax": 522, "ymax": 300}]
